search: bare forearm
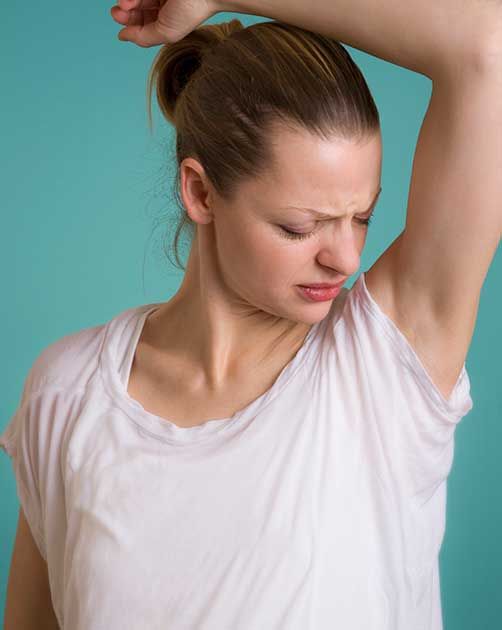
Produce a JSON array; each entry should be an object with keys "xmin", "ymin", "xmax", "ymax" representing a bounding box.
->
[{"xmin": 223, "ymin": 0, "xmax": 500, "ymax": 80}]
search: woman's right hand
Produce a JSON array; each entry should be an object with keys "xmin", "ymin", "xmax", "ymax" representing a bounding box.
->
[{"xmin": 110, "ymin": 0, "xmax": 226, "ymax": 48}]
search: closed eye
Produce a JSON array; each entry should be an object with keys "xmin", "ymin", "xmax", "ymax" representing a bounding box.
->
[{"xmin": 278, "ymin": 213, "xmax": 375, "ymax": 240}]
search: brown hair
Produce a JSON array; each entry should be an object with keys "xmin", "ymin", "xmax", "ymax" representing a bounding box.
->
[{"xmin": 146, "ymin": 18, "xmax": 380, "ymax": 270}]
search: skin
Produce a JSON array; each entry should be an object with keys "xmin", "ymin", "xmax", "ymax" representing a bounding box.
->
[{"xmin": 140, "ymin": 124, "xmax": 382, "ymax": 399}]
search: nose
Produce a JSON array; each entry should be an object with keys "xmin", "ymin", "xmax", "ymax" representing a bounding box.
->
[{"xmin": 315, "ymin": 226, "xmax": 362, "ymax": 278}]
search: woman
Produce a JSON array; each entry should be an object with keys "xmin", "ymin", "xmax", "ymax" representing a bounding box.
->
[{"xmin": 2, "ymin": 0, "xmax": 500, "ymax": 628}]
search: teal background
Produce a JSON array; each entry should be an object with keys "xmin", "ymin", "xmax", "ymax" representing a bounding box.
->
[{"xmin": 1, "ymin": 5, "xmax": 500, "ymax": 628}]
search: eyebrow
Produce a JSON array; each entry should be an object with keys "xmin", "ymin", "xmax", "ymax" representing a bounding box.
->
[{"xmin": 281, "ymin": 186, "xmax": 383, "ymax": 219}]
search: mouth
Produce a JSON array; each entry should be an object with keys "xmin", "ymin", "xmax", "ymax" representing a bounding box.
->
[{"xmin": 297, "ymin": 283, "xmax": 344, "ymax": 302}]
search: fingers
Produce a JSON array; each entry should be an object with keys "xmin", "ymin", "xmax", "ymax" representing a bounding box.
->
[
  {"xmin": 110, "ymin": 6, "xmax": 134, "ymax": 25},
  {"xmin": 111, "ymin": 2, "xmax": 163, "ymax": 45},
  {"xmin": 110, "ymin": 5, "xmax": 157, "ymax": 26},
  {"xmin": 110, "ymin": 0, "xmax": 160, "ymax": 26},
  {"xmin": 117, "ymin": 22, "xmax": 177, "ymax": 47}
]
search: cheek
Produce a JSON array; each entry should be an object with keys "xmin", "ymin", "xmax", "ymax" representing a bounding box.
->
[{"xmin": 238, "ymin": 231, "xmax": 313, "ymax": 288}]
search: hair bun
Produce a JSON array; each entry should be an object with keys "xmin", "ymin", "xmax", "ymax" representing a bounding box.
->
[{"xmin": 147, "ymin": 19, "xmax": 245, "ymax": 126}]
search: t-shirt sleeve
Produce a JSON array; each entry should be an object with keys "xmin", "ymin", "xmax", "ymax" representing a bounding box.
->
[
  {"xmin": 1, "ymin": 371, "xmax": 47, "ymax": 561},
  {"xmin": 341, "ymin": 272, "xmax": 474, "ymax": 505},
  {"xmin": 1, "ymin": 324, "xmax": 102, "ymax": 589},
  {"xmin": 356, "ymin": 271, "xmax": 474, "ymax": 420}
]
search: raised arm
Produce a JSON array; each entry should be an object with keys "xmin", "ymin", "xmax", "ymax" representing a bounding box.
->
[{"xmin": 113, "ymin": 0, "xmax": 500, "ymax": 78}]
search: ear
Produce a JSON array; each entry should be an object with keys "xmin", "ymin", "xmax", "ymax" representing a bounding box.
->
[{"xmin": 179, "ymin": 157, "xmax": 215, "ymax": 226}]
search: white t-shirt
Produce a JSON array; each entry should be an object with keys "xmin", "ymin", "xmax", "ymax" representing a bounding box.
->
[{"xmin": 0, "ymin": 271, "xmax": 474, "ymax": 630}]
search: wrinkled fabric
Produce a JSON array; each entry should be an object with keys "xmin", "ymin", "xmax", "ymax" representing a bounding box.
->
[{"xmin": 1, "ymin": 271, "xmax": 474, "ymax": 630}]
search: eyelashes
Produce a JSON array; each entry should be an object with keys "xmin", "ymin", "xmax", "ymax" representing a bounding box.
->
[
  {"xmin": 279, "ymin": 214, "xmax": 375, "ymax": 240},
  {"xmin": 278, "ymin": 227, "xmax": 313, "ymax": 240}
]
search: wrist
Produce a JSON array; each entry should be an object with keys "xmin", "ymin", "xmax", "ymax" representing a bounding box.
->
[{"xmin": 212, "ymin": 0, "xmax": 264, "ymax": 17}]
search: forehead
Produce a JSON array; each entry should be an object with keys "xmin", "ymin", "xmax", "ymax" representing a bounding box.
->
[{"xmin": 256, "ymin": 126, "xmax": 382, "ymax": 210}]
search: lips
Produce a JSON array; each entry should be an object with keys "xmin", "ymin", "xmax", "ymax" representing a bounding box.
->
[
  {"xmin": 298, "ymin": 281, "xmax": 345, "ymax": 289},
  {"xmin": 297, "ymin": 284, "xmax": 343, "ymax": 302}
]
